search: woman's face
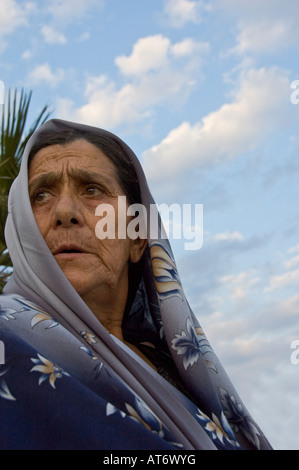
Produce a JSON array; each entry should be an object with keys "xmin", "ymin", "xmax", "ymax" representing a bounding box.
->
[{"xmin": 28, "ymin": 139, "xmax": 145, "ymax": 308}]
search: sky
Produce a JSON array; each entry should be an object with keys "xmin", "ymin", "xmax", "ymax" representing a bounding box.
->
[{"xmin": 1, "ymin": 0, "xmax": 299, "ymax": 450}]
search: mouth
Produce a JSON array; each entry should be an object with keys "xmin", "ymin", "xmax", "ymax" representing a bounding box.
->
[{"xmin": 53, "ymin": 245, "xmax": 87, "ymax": 257}]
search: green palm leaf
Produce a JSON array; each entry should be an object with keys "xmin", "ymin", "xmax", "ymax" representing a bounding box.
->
[{"xmin": 0, "ymin": 88, "xmax": 51, "ymax": 292}]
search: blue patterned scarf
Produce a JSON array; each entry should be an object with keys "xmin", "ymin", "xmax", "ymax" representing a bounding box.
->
[{"xmin": 0, "ymin": 119, "xmax": 272, "ymax": 450}]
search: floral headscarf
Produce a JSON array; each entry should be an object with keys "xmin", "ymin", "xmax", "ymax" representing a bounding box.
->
[{"xmin": 0, "ymin": 119, "xmax": 272, "ymax": 450}]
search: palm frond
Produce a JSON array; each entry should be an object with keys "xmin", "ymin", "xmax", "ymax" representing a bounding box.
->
[{"xmin": 0, "ymin": 88, "xmax": 51, "ymax": 292}]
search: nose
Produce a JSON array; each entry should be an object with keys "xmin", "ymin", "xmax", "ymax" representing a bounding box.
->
[{"xmin": 54, "ymin": 188, "xmax": 84, "ymax": 228}]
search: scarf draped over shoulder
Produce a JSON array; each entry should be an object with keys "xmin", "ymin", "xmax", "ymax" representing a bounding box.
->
[{"xmin": 0, "ymin": 119, "xmax": 272, "ymax": 450}]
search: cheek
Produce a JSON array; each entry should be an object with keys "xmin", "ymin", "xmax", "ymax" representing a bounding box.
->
[
  {"xmin": 99, "ymin": 235, "xmax": 132, "ymax": 253},
  {"xmin": 32, "ymin": 207, "xmax": 51, "ymax": 238},
  {"xmin": 95, "ymin": 237, "xmax": 132, "ymax": 271}
]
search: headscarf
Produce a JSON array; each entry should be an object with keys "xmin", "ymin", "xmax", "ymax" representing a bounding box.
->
[{"xmin": 0, "ymin": 119, "xmax": 272, "ymax": 450}]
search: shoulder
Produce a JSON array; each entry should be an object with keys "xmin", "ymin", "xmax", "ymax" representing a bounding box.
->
[
  {"xmin": 0, "ymin": 294, "xmax": 50, "ymax": 325},
  {"xmin": 0, "ymin": 294, "xmax": 36, "ymax": 315}
]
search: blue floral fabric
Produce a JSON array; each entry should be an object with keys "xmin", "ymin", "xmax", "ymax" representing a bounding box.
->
[
  {"xmin": 1, "ymin": 119, "xmax": 272, "ymax": 450},
  {"xmin": 0, "ymin": 294, "xmax": 266, "ymax": 450},
  {"xmin": 0, "ymin": 296, "xmax": 181, "ymax": 450}
]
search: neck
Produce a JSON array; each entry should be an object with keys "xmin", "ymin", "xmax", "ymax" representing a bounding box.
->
[
  {"xmin": 82, "ymin": 289, "xmax": 157, "ymax": 371},
  {"xmin": 81, "ymin": 287, "xmax": 128, "ymax": 337},
  {"xmin": 78, "ymin": 262, "xmax": 128, "ymax": 328}
]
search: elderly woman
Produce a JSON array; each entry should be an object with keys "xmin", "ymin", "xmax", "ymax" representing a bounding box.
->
[{"xmin": 0, "ymin": 119, "xmax": 271, "ymax": 450}]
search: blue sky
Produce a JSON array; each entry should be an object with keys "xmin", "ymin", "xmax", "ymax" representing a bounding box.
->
[{"xmin": 1, "ymin": 0, "xmax": 299, "ymax": 450}]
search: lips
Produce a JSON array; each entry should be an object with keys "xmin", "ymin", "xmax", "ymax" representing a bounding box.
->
[{"xmin": 52, "ymin": 244, "xmax": 87, "ymax": 256}]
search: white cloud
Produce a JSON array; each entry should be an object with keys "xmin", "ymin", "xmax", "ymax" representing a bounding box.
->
[
  {"xmin": 0, "ymin": 0, "xmax": 33, "ymax": 42},
  {"xmin": 233, "ymin": 20, "xmax": 291, "ymax": 55},
  {"xmin": 163, "ymin": 0, "xmax": 211, "ymax": 28},
  {"xmin": 46, "ymin": 0, "xmax": 103, "ymax": 22},
  {"xmin": 41, "ymin": 25, "xmax": 67, "ymax": 45},
  {"xmin": 218, "ymin": 0, "xmax": 299, "ymax": 55},
  {"xmin": 284, "ymin": 255, "xmax": 299, "ymax": 270},
  {"xmin": 142, "ymin": 67, "xmax": 291, "ymax": 180},
  {"xmin": 288, "ymin": 244, "xmax": 299, "ymax": 254},
  {"xmin": 213, "ymin": 231, "xmax": 244, "ymax": 242},
  {"xmin": 265, "ymin": 269, "xmax": 299, "ymax": 293},
  {"xmin": 115, "ymin": 34, "xmax": 208, "ymax": 77},
  {"xmin": 177, "ymin": 221, "xmax": 299, "ymax": 450},
  {"xmin": 27, "ymin": 63, "xmax": 65, "ymax": 88},
  {"xmin": 220, "ymin": 270, "xmax": 261, "ymax": 301},
  {"xmin": 22, "ymin": 49, "xmax": 33, "ymax": 60},
  {"xmin": 57, "ymin": 35, "xmax": 208, "ymax": 129},
  {"xmin": 62, "ymin": 77, "xmax": 142, "ymax": 130},
  {"xmin": 170, "ymin": 37, "xmax": 207, "ymax": 57},
  {"xmin": 276, "ymin": 294, "xmax": 299, "ymax": 317},
  {"xmin": 115, "ymin": 35, "xmax": 171, "ymax": 77},
  {"xmin": 77, "ymin": 31, "xmax": 90, "ymax": 42},
  {"xmin": 217, "ymin": 0, "xmax": 299, "ymax": 25},
  {"xmin": 37, "ymin": 0, "xmax": 103, "ymax": 45}
]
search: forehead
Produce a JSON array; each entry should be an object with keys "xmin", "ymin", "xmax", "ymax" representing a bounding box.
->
[{"xmin": 28, "ymin": 139, "xmax": 118, "ymax": 179}]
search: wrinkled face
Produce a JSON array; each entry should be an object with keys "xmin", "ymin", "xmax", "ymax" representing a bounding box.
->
[{"xmin": 28, "ymin": 139, "xmax": 144, "ymax": 304}]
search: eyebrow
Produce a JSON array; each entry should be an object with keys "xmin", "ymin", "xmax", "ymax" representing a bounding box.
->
[{"xmin": 28, "ymin": 169, "xmax": 117, "ymax": 195}]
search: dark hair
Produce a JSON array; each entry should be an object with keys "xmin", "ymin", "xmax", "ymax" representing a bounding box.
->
[{"xmin": 28, "ymin": 129, "xmax": 141, "ymax": 205}]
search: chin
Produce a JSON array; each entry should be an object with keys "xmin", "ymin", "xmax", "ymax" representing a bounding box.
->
[
  {"xmin": 63, "ymin": 272, "xmax": 106, "ymax": 300},
  {"xmin": 60, "ymin": 270, "xmax": 88, "ymax": 295}
]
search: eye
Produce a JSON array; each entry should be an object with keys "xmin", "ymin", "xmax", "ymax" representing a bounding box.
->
[
  {"xmin": 31, "ymin": 189, "xmax": 52, "ymax": 204},
  {"xmin": 84, "ymin": 184, "xmax": 104, "ymax": 196}
]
